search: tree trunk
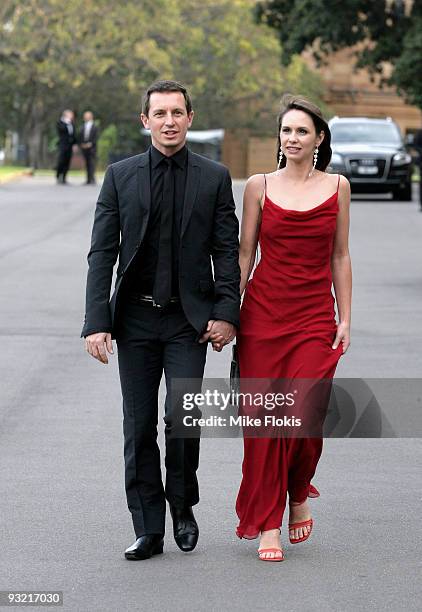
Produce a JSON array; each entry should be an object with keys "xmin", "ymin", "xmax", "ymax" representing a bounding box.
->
[
  {"xmin": 26, "ymin": 124, "xmax": 42, "ymax": 169},
  {"xmin": 24, "ymin": 97, "xmax": 45, "ymax": 169}
]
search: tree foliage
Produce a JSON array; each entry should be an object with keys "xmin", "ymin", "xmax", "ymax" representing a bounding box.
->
[
  {"xmin": 255, "ymin": 0, "xmax": 422, "ymax": 110},
  {"xmin": 0, "ymin": 0, "xmax": 329, "ymax": 166},
  {"xmin": 0, "ymin": 0, "xmax": 171, "ymax": 165},
  {"xmin": 172, "ymin": 0, "xmax": 330, "ymax": 131}
]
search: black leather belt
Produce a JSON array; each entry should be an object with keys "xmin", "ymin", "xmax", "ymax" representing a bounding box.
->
[{"xmin": 131, "ymin": 294, "xmax": 180, "ymax": 308}]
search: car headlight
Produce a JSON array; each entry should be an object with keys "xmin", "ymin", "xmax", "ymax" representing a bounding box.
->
[
  {"xmin": 392, "ymin": 152, "xmax": 412, "ymax": 166},
  {"xmin": 330, "ymin": 152, "xmax": 343, "ymax": 165}
]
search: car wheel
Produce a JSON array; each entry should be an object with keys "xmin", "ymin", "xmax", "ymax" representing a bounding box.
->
[{"xmin": 393, "ymin": 182, "xmax": 412, "ymax": 201}]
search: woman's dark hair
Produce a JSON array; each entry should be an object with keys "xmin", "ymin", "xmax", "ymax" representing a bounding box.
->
[
  {"xmin": 142, "ymin": 80, "xmax": 193, "ymax": 116},
  {"xmin": 276, "ymin": 94, "xmax": 332, "ymax": 171}
]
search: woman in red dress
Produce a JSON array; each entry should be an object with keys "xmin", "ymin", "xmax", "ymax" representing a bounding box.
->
[{"xmin": 235, "ymin": 95, "xmax": 352, "ymax": 561}]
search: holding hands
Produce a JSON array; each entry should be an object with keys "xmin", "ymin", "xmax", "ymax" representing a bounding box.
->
[
  {"xmin": 199, "ymin": 319, "xmax": 236, "ymax": 351},
  {"xmin": 86, "ymin": 319, "xmax": 237, "ymax": 364}
]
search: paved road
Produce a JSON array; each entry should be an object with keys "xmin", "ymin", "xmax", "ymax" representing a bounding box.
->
[{"xmin": 0, "ymin": 175, "xmax": 421, "ymax": 611}]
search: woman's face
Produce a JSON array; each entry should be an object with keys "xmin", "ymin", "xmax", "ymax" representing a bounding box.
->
[{"xmin": 280, "ymin": 109, "xmax": 324, "ymax": 164}]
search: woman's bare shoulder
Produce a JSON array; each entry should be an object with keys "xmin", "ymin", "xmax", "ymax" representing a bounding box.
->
[
  {"xmin": 244, "ymin": 173, "xmax": 267, "ymax": 198},
  {"xmin": 246, "ymin": 173, "xmax": 265, "ymax": 187},
  {"xmin": 338, "ymin": 173, "xmax": 351, "ymax": 195},
  {"xmin": 319, "ymin": 171, "xmax": 350, "ymax": 193}
]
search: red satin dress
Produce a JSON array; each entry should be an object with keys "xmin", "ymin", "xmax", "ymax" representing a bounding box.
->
[{"xmin": 235, "ymin": 174, "xmax": 343, "ymax": 539}]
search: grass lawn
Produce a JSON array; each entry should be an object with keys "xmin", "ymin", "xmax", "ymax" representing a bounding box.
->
[
  {"xmin": 34, "ymin": 168, "xmax": 87, "ymax": 177},
  {"xmin": 0, "ymin": 166, "xmax": 105, "ymax": 183},
  {"xmin": 0, "ymin": 165, "xmax": 32, "ymax": 182}
]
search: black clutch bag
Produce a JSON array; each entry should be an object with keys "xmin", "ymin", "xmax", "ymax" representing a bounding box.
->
[{"xmin": 230, "ymin": 343, "xmax": 240, "ymax": 404}]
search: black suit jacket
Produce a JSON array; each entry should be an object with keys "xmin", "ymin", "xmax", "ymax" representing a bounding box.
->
[
  {"xmin": 81, "ymin": 149, "xmax": 240, "ymax": 338},
  {"xmin": 57, "ymin": 120, "xmax": 76, "ymax": 149},
  {"xmin": 78, "ymin": 123, "xmax": 98, "ymax": 152}
]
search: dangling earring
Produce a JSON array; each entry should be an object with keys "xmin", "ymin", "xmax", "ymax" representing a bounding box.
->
[
  {"xmin": 277, "ymin": 147, "xmax": 283, "ymax": 173},
  {"xmin": 309, "ymin": 147, "xmax": 319, "ymax": 177}
]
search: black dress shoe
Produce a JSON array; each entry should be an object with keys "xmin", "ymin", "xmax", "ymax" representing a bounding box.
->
[
  {"xmin": 124, "ymin": 534, "xmax": 164, "ymax": 560},
  {"xmin": 170, "ymin": 505, "xmax": 199, "ymax": 552}
]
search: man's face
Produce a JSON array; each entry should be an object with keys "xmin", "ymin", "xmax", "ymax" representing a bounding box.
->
[
  {"xmin": 84, "ymin": 112, "xmax": 93, "ymax": 122},
  {"xmin": 140, "ymin": 91, "xmax": 193, "ymax": 155}
]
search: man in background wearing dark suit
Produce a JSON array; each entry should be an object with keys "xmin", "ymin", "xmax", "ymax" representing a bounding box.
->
[
  {"xmin": 79, "ymin": 111, "xmax": 98, "ymax": 185},
  {"xmin": 82, "ymin": 80, "xmax": 240, "ymax": 560},
  {"xmin": 56, "ymin": 109, "xmax": 76, "ymax": 184}
]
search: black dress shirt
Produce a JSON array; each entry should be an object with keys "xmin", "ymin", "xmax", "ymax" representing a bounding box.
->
[{"xmin": 123, "ymin": 144, "xmax": 188, "ymax": 297}]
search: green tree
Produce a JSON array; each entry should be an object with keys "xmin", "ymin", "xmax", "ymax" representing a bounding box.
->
[
  {"xmin": 255, "ymin": 0, "xmax": 422, "ymax": 110},
  {"xmin": 393, "ymin": 9, "xmax": 422, "ymax": 109},
  {"xmin": 0, "ymin": 0, "xmax": 330, "ymax": 167},
  {"xmin": 0, "ymin": 0, "xmax": 173, "ymax": 167},
  {"xmin": 172, "ymin": 0, "xmax": 329, "ymax": 132},
  {"xmin": 97, "ymin": 124, "xmax": 117, "ymax": 168}
]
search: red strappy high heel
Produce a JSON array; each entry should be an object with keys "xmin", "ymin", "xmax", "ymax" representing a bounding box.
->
[
  {"xmin": 258, "ymin": 547, "xmax": 284, "ymax": 562},
  {"xmin": 289, "ymin": 488, "xmax": 317, "ymax": 544},
  {"xmin": 288, "ymin": 518, "xmax": 313, "ymax": 544},
  {"xmin": 258, "ymin": 528, "xmax": 284, "ymax": 562}
]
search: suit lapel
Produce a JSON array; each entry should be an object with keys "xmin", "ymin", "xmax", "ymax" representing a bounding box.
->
[{"xmin": 181, "ymin": 151, "xmax": 201, "ymax": 237}]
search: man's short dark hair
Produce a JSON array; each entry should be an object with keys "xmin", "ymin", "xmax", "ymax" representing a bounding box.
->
[{"xmin": 142, "ymin": 80, "xmax": 193, "ymax": 116}]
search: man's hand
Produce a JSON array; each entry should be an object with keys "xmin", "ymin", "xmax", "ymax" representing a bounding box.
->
[
  {"xmin": 198, "ymin": 320, "xmax": 216, "ymax": 344},
  {"xmin": 199, "ymin": 320, "xmax": 236, "ymax": 352},
  {"xmin": 85, "ymin": 332, "xmax": 114, "ymax": 364},
  {"xmin": 210, "ymin": 320, "xmax": 236, "ymax": 351}
]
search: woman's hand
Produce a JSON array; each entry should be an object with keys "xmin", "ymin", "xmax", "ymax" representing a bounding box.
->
[{"xmin": 332, "ymin": 321, "xmax": 350, "ymax": 354}]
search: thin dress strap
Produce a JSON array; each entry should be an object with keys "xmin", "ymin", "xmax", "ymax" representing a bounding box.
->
[
  {"xmin": 336, "ymin": 173, "xmax": 341, "ymax": 193},
  {"xmin": 259, "ymin": 173, "xmax": 267, "ymax": 209}
]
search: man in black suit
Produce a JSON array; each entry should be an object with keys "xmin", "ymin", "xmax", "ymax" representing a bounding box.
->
[
  {"xmin": 82, "ymin": 80, "xmax": 240, "ymax": 560},
  {"xmin": 56, "ymin": 109, "xmax": 76, "ymax": 184},
  {"xmin": 79, "ymin": 111, "xmax": 98, "ymax": 184}
]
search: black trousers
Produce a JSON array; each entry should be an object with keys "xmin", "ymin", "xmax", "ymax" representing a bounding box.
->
[
  {"xmin": 115, "ymin": 296, "xmax": 208, "ymax": 537},
  {"xmin": 56, "ymin": 146, "xmax": 72, "ymax": 181},
  {"xmin": 82, "ymin": 149, "xmax": 96, "ymax": 183}
]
